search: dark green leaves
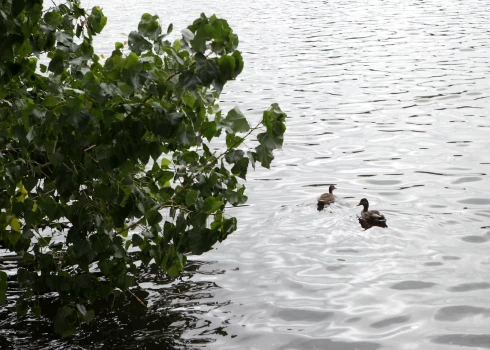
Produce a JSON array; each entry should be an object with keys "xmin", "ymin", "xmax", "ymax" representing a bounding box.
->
[
  {"xmin": 259, "ymin": 103, "xmax": 287, "ymax": 149},
  {"xmin": 195, "ymin": 53, "xmax": 219, "ymax": 85},
  {"xmin": 185, "ymin": 190, "xmax": 200, "ymax": 206},
  {"xmin": 218, "ymin": 51, "xmax": 243, "ymax": 81},
  {"xmin": 11, "ymin": 0, "xmax": 26, "ymax": 18},
  {"xmin": 179, "ymin": 70, "xmax": 201, "ymax": 90},
  {"xmin": 222, "ymin": 107, "xmax": 250, "ymax": 133},
  {"xmin": 54, "ymin": 306, "xmax": 77, "ymax": 338},
  {"xmin": 138, "ymin": 14, "xmax": 162, "ymax": 41},
  {"xmin": 203, "ymin": 197, "xmax": 223, "ymax": 213},
  {"xmin": 87, "ymin": 6, "xmax": 107, "ymax": 35},
  {"xmin": 254, "ymin": 144, "xmax": 274, "ymax": 169},
  {"xmin": 254, "ymin": 103, "xmax": 287, "ymax": 168},
  {"xmin": 225, "ymin": 149, "xmax": 244, "ymax": 163},
  {"xmin": 188, "ymin": 14, "xmax": 238, "ymax": 54},
  {"xmin": 0, "ymin": 3, "xmax": 286, "ymax": 338},
  {"xmin": 128, "ymin": 31, "xmax": 152, "ymax": 54},
  {"xmin": 76, "ymin": 304, "xmax": 95, "ymax": 324},
  {"xmin": 190, "ymin": 24, "xmax": 214, "ymax": 53},
  {"xmin": 44, "ymin": 11, "xmax": 63, "ymax": 27},
  {"xmin": 48, "ymin": 51, "xmax": 65, "ymax": 74}
]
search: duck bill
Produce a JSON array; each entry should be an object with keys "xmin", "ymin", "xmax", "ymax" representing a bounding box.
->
[{"xmin": 356, "ymin": 203, "xmax": 361, "ymax": 206}]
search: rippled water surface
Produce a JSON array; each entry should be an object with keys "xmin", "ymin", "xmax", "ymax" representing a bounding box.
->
[{"xmin": 4, "ymin": 0, "xmax": 490, "ymax": 348}]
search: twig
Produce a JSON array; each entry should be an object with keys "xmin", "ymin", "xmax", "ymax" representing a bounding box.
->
[
  {"xmin": 164, "ymin": 71, "xmax": 180, "ymax": 83},
  {"xmin": 83, "ymin": 144, "xmax": 96, "ymax": 152},
  {"xmin": 128, "ymin": 289, "xmax": 148, "ymax": 309},
  {"xmin": 115, "ymin": 204, "xmax": 191, "ymax": 236},
  {"xmin": 0, "ymin": 255, "xmax": 23, "ymax": 262}
]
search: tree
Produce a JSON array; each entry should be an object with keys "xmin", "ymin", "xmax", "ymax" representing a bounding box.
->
[{"xmin": 0, "ymin": 0, "xmax": 286, "ymax": 337}]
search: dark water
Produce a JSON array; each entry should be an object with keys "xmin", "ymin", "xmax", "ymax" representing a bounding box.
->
[{"xmin": 2, "ymin": 0, "xmax": 490, "ymax": 348}]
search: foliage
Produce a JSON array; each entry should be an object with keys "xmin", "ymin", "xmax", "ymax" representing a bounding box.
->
[{"xmin": 0, "ymin": 0, "xmax": 286, "ymax": 337}]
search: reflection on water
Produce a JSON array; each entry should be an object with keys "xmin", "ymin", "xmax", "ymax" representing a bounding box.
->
[
  {"xmin": 2, "ymin": 0, "xmax": 490, "ymax": 348},
  {"xmin": 0, "ymin": 261, "xmax": 225, "ymax": 349},
  {"xmin": 358, "ymin": 217, "xmax": 388, "ymax": 230}
]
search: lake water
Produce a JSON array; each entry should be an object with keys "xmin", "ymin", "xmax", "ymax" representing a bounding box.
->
[{"xmin": 2, "ymin": 0, "xmax": 490, "ymax": 348}]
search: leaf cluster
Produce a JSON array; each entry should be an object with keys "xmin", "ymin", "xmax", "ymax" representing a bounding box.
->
[{"xmin": 0, "ymin": 0, "xmax": 286, "ymax": 337}]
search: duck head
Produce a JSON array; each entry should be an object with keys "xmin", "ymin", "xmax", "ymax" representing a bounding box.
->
[
  {"xmin": 329, "ymin": 185, "xmax": 337, "ymax": 193},
  {"xmin": 357, "ymin": 198, "xmax": 369, "ymax": 210}
]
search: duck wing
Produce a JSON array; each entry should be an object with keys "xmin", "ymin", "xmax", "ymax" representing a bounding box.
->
[
  {"xmin": 317, "ymin": 193, "xmax": 335, "ymax": 211},
  {"xmin": 368, "ymin": 210, "xmax": 386, "ymax": 221},
  {"xmin": 318, "ymin": 193, "xmax": 335, "ymax": 203}
]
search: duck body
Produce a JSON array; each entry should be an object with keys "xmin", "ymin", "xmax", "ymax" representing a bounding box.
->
[
  {"xmin": 357, "ymin": 198, "xmax": 386, "ymax": 222},
  {"xmin": 317, "ymin": 185, "xmax": 336, "ymax": 211}
]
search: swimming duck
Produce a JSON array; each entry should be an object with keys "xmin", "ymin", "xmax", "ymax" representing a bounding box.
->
[
  {"xmin": 317, "ymin": 185, "xmax": 336, "ymax": 211},
  {"xmin": 356, "ymin": 198, "xmax": 386, "ymax": 222}
]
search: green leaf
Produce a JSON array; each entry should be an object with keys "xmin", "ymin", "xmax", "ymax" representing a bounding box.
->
[
  {"xmin": 10, "ymin": 218, "xmax": 20, "ymax": 232},
  {"xmin": 185, "ymin": 190, "xmax": 200, "ymax": 206},
  {"xmin": 203, "ymin": 197, "xmax": 223, "ymax": 213},
  {"xmin": 11, "ymin": 0, "xmax": 26, "ymax": 17},
  {"xmin": 226, "ymin": 186, "xmax": 248, "ymax": 206},
  {"xmin": 132, "ymin": 234, "xmax": 144, "ymax": 246},
  {"xmin": 225, "ymin": 149, "xmax": 244, "ymax": 164},
  {"xmin": 255, "ymin": 144, "xmax": 274, "ymax": 169},
  {"xmin": 87, "ymin": 6, "xmax": 107, "ymax": 34},
  {"xmin": 47, "ymin": 153, "xmax": 64, "ymax": 166},
  {"xmin": 84, "ymin": 310, "xmax": 95, "ymax": 323},
  {"xmin": 201, "ymin": 121, "xmax": 217, "ymax": 141},
  {"xmin": 98, "ymin": 259, "xmax": 113, "ymax": 275},
  {"xmin": 222, "ymin": 107, "xmax": 249, "ymax": 133},
  {"xmin": 147, "ymin": 210, "xmax": 163, "ymax": 226},
  {"xmin": 48, "ymin": 52, "xmax": 65, "ymax": 75},
  {"xmin": 33, "ymin": 304, "xmax": 41, "ymax": 318},
  {"xmin": 54, "ymin": 306, "xmax": 77, "ymax": 338},
  {"xmin": 195, "ymin": 53, "xmax": 219, "ymax": 85},
  {"xmin": 226, "ymin": 133, "xmax": 244, "ymax": 149},
  {"xmin": 231, "ymin": 157, "xmax": 249, "ymax": 179},
  {"xmin": 190, "ymin": 24, "xmax": 214, "ymax": 53},
  {"xmin": 75, "ymin": 274, "xmax": 94, "ymax": 289},
  {"xmin": 44, "ymin": 11, "xmax": 63, "ymax": 27},
  {"xmin": 43, "ymin": 96, "xmax": 59, "ymax": 107},
  {"xmin": 16, "ymin": 297, "xmax": 28, "ymax": 316},
  {"xmin": 218, "ymin": 55, "xmax": 236, "ymax": 81},
  {"xmin": 76, "ymin": 303, "xmax": 87, "ymax": 317},
  {"xmin": 138, "ymin": 14, "xmax": 162, "ymax": 41},
  {"xmin": 179, "ymin": 70, "xmax": 201, "ymax": 90},
  {"xmin": 128, "ymin": 31, "xmax": 153, "ymax": 54},
  {"xmin": 161, "ymin": 158, "xmax": 171, "ymax": 168},
  {"xmin": 75, "ymin": 304, "xmax": 94, "ymax": 323},
  {"xmin": 232, "ymin": 51, "xmax": 244, "ymax": 77},
  {"xmin": 257, "ymin": 132, "xmax": 283, "ymax": 150}
]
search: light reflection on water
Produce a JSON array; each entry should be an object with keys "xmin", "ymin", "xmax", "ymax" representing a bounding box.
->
[{"xmin": 3, "ymin": 0, "xmax": 490, "ymax": 348}]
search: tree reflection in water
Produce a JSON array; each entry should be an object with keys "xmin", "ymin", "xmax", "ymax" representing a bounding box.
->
[{"xmin": 0, "ymin": 259, "xmax": 229, "ymax": 349}]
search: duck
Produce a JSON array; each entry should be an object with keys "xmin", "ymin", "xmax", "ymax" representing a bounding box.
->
[
  {"xmin": 317, "ymin": 185, "xmax": 336, "ymax": 211},
  {"xmin": 356, "ymin": 198, "xmax": 386, "ymax": 222}
]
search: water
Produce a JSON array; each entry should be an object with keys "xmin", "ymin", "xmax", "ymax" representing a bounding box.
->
[{"xmin": 2, "ymin": 0, "xmax": 490, "ymax": 348}]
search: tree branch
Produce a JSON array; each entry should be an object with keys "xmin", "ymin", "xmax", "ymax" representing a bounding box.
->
[{"xmin": 0, "ymin": 255, "xmax": 23, "ymax": 262}]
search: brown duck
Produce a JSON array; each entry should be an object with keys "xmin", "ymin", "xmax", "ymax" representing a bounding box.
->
[
  {"xmin": 356, "ymin": 198, "xmax": 386, "ymax": 222},
  {"xmin": 317, "ymin": 185, "xmax": 336, "ymax": 211}
]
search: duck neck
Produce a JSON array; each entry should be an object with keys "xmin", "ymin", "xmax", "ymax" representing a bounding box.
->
[{"xmin": 362, "ymin": 203, "xmax": 369, "ymax": 212}]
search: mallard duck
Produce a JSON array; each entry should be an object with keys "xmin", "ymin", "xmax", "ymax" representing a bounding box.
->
[
  {"xmin": 317, "ymin": 185, "xmax": 336, "ymax": 211},
  {"xmin": 356, "ymin": 198, "xmax": 386, "ymax": 222}
]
